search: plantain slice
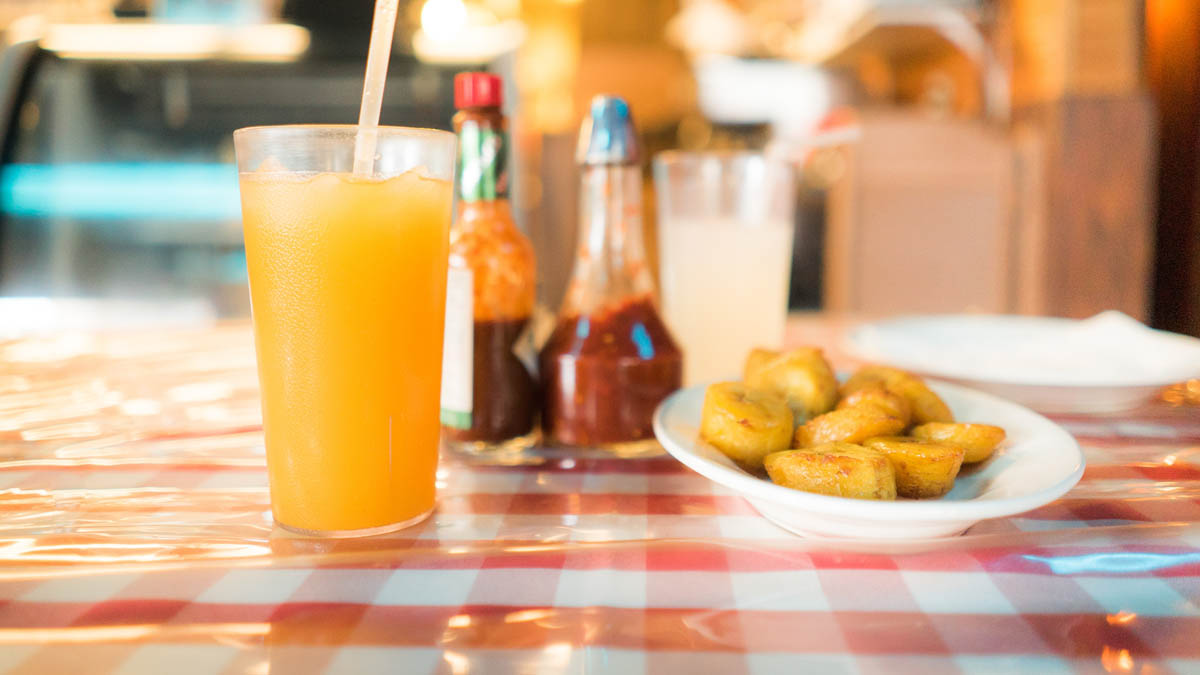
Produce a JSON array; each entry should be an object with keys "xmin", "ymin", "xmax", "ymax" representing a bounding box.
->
[
  {"xmin": 841, "ymin": 365, "xmax": 953, "ymax": 425},
  {"xmin": 794, "ymin": 403, "xmax": 906, "ymax": 448},
  {"xmin": 911, "ymin": 422, "xmax": 1006, "ymax": 464},
  {"xmin": 764, "ymin": 442, "xmax": 897, "ymax": 500},
  {"xmin": 889, "ymin": 377, "xmax": 954, "ymax": 426},
  {"xmin": 836, "ymin": 384, "xmax": 912, "ymax": 427},
  {"xmin": 700, "ymin": 382, "xmax": 794, "ymax": 472},
  {"xmin": 862, "ymin": 436, "xmax": 965, "ymax": 499},
  {"xmin": 744, "ymin": 347, "xmax": 839, "ymax": 422},
  {"xmin": 743, "ymin": 348, "xmax": 781, "ymax": 383},
  {"xmin": 840, "ymin": 365, "xmax": 900, "ymax": 397}
]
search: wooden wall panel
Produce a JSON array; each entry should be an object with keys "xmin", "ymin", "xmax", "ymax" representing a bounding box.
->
[
  {"xmin": 1008, "ymin": 0, "xmax": 1143, "ymax": 105},
  {"xmin": 1015, "ymin": 96, "xmax": 1156, "ymax": 320},
  {"xmin": 825, "ymin": 103, "xmax": 1155, "ymax": 320},
  {"xmin": 824, "ymin": 111, "xmax": 1015, "ymax": 315}
]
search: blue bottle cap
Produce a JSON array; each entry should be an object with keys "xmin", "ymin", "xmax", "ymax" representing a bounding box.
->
[{"xmin": 575, "ymin": 95, "xmax": 641, "ymax": 166}]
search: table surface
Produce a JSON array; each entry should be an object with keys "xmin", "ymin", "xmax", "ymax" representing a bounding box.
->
[{"xmin": 1, "ymin": 317, "xmax": 1198, "ymax": 674}]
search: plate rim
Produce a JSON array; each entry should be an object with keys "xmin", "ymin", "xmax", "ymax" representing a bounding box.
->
[
  {"xmin": 844, "ymin": 314, "xmax": 1200, "ymax": 389},
  {"xmin": 652, "ymin": 379, "xmax": 1086, "ymax": 523}
]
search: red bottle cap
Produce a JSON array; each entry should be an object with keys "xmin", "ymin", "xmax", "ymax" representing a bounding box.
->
[{"xmin": 454, "ymin": 72, "xmax": 503, "ymax": 109}]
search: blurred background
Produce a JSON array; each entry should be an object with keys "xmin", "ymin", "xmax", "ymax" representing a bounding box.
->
[{"xmin": 0, "ymin": 0, "xmax": 1195, "ymax": 335}]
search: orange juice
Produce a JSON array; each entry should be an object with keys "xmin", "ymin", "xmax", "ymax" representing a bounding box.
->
[{"xmin": 239, "ymin": 169, "xmax": 453, "ymax": 534}]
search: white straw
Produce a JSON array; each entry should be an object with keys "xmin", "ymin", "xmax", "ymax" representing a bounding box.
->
[{"xmin": 352, "ymin": 0, "xmax": 400, "ymax": 177}]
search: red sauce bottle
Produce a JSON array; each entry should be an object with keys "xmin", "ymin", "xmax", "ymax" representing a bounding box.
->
[
  {"xmin": 440, "ymin": 73, "xmax": 538, "ymax": 455},
  {"xmin": 539, "ymin": 96, "xmax": 682, "ymax": 455}
]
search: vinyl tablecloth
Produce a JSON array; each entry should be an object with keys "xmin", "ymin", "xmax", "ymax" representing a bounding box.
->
[{"xmin": 0, "ymin": 318, "xmax": 1198, "ymax": 674}]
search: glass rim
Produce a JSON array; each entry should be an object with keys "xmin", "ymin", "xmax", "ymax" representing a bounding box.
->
[{"xmin": 233, "ymin": 123, "xmax": 455, "ymax": 143}]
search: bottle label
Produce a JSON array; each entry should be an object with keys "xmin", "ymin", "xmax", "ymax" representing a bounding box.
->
[
  {"xmin": 457, "ymin": 119, "xmax": 507, "ymax": 202},
  {"xmin": 440, "ymin": 266, "xmax": 474, "ymax": 429}
]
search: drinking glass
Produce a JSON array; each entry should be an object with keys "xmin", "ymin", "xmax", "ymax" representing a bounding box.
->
[
  {"xmin": 653, "ymin": 151, "xmax": 796, "ymax": 385},
  {"xmin": 234, "ymin": 125, "xmax": 456, "ymax": 536}
]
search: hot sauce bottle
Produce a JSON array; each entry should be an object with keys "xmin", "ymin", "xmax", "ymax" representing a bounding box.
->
[
  {"xmin": 539, "ymin": 96, "xmax": 683, "ymax": 455},
  {"xmin": 440, "ymin": 72, "xmax": 538, "ymax": 454}
]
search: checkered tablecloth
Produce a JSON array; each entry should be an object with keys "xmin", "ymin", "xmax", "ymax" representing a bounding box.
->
[{"xmin": 1, "ymin": 318, "xmax": 1198, "ymax": 674}]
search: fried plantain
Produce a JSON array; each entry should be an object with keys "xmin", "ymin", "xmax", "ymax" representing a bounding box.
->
[
  {"xmin": 862, "ymin": 436, "xmax": 965, "ymax": 499},
  {"xmin": 836, "ymin": 384, "xmax": 913, "ymax": 427},
  {"xmin": 764, "ymin": 442, "xmax": 897, "ymax": 500},
  {"xmin": 911, "ymin": 422, "xmax": 1006, "ymax": 464},
  {"xmin": 743, "ymin": 348, "xmax": 781, "ymax": 382},
  {"xmin": 700, "ymin": 382, "xmax": 794, "ymax": 472},
  {"xmin": 841, "ymin": 365, "xmax": 953, "ymax": 426},
  {"xmin": 794, "ymin": 403, "xmax": 906, "ymax": 448},
  {"xmin": 744, "ymin": 347, "xmax": 839, "ymax": 422},
  {"xmin": 840, "ymin": 365, "xmax": 901, "ymax": 397}
]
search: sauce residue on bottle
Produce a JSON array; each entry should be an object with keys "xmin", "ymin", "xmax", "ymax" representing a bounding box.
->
[{"xmin": 540, "ymin": 294, "xmax": 682, "ymax": 446}]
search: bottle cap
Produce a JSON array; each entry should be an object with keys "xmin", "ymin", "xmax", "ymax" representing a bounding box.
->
[
  {"xmin": 454, "ymin": 72, "xmax": 503, "ymax": 109},
  {"xmin": 576, "ymin": 95, "xmax": 640, "ymax": 166}
]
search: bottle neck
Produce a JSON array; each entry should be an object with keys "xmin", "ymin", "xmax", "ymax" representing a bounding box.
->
[
  {"xmin": 456, "ymin": 199, "xmax": 516, "ymax": 230},
  {"xmin": 454, "ymin": 108, "xmax": 508, "ymax": 203},
  {"xmin": 561, "ymin": 164, "xmax": 656, "ymax": 316}
]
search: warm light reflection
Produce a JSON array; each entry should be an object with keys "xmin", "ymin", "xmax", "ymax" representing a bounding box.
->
[
  {"xmin": 1, "ymin": 541, "xmax": 271, "ymax": 564},
  {"xmin": 414, "ymin": 0, "xmax": 524, "ymax": 64},
  {"xmin": 1106, "ymin": 611, "xmax": 1138, "ymax": 626},
  {"xmin": 560, "ymin": 458, "xmax": 576, "ymax": 469},
  {"xmin": 1101, "ymin": 645, "xmax": 1135, "ymax": 673},
  {"xmin": 119, "ymin": 398, "xmax": 162, "ymax": 416},
  {"xmin": 443, "ymin": 650, "xmax": 471, "ymax": 675},
  {"xmin": 168, "ymin": 382, "xmax": 234, "ymax": 403},
  {"xmin": 447, "ymin": 614, "xmax": 472, "ymax": 628},
  {"xmin": 515, "ymin": 0, "xmax": 579, "ymax": 134},
  {"xmin": 541, "ymin": 641, "xmax": 573, "ymax": 668},
  {"xmin": 1162, "ymin": 380, "xmax": 1200, "ymax": 406},
  {"xmin": 447, "ymin": 546, "xmax": 471, "ymax": 555},
  {"xmin": 422, "ymin": 0, "xmax": 468, "ymax": 40},
  {"xmin": 42, "ymin": 23, "xmax": 310, "ymax": 62},
  {"xmin": 505, "ymin": 543, "xmax": 563, "ymax": 553},
  {"xmin": 21, "ymin": 421, "xmax": 103, "ymax": 441},
  {"xmin": 581, "ymin": 616, "xmax": 600, "ymax": 642},
  {"xmin": 0, "ymin": 622, "xmax": 268, "ymax": 644},
  {"xmin": 504, "ymin": 608, "xmax": 553, "ymax": 623},
  {"xmin": 0, "ymin": 456, "xmax": 260, "ymax": 468},
  {"xmin": 0, "ymin": 543, "xmax": 271, "ymax": 578},
  {"xmin": 1163, "ymin": 455, "xmax": 1177, "ymax": 466},
  {"xmin": 0, "ymin": 625, "xmax": 155, "ymax": 644}
]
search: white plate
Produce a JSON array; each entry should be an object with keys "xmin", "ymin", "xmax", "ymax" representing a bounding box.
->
[
  {"xmin": 652, "ymin": 380, "xmax": 1085, "ymax": 539},
  {"xmin": 845, "ymin": 314, "xmax": 1200, "ymax": 413}
]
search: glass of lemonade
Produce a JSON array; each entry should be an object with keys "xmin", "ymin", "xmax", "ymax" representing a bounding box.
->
[
  {"xmin": 234, "ymin": 125, "xmax": 456, "ymax": 536},
  {"xmin": 653, "ymin": 151, "xmax": 796, "ymax": 386}
]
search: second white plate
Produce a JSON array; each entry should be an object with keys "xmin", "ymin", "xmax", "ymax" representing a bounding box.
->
[
  {"xmin": 653, "ymin": 380, "xmax": 1085, "ymax": 540},
  {"xmin": 845, "ymin": 314, "xmax": 1200, "ymax": 413}
]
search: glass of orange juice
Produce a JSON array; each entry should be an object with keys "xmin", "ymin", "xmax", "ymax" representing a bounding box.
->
[{"xmin": 233, "ymin": 125, "xmax": 456, "ymax": 536}]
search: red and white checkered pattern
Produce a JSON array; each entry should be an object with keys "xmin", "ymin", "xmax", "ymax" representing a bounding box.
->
[{"xmin": 1, "ymin": 320, "xmax": 1198, "ymax": 674}]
